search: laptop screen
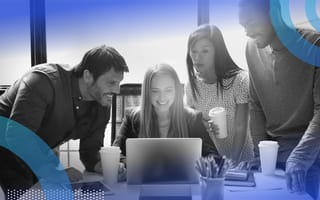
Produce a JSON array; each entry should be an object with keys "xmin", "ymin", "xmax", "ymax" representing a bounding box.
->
[{"xmin": 126, "ymin": 138, "xmax": 202, "ymax": 185}]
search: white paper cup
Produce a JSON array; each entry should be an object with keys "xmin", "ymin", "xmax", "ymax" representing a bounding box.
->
[
  {"xmin": 100, "ymin": 146, "xmax": 121, "ymax": 185},
  {"xmin": 208, "ymin": 107, "xmax": 227, "ymax": 139},
  {"xmin": 258, "ymin": 141, "xmax": 279, "ymax": 175}
]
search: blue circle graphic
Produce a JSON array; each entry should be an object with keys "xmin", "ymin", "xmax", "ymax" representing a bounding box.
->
[
  {"xmin": 270, "ymin": 0, "xmax": 320, "ymax": 67},
  {"xmin": 0, "ymin": 116, "xmax": 73, "ymax": 200},
  {"xmin": 306, "ymin": 0, "xmax": 320, "ymax": 31}
]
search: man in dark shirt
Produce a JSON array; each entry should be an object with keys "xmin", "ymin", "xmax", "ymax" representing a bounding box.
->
[
  {"xmin": 238, "ymin": 0, "xmax": 320, "ymax": 199},
  {"xmin": 0, "ymin": 45, "xmax": 129, "ymax": 197}
]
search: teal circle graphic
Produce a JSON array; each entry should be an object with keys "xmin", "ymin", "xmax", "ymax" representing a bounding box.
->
[
  {"xmin": 0, "ymin": 116, "xmax": 74, "ymax": 199},
  {"xmin": 270, "ymin": 0, "xmax": 320, "ymax": 67}
]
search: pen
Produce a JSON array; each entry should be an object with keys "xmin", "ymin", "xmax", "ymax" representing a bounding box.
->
[
  {"xmin": 195, "ymin": 155, "xmax": 231, "ymax": 178},
  {"xmin": 218, "ymin": 156, "xmax": 226, "ymax": 177}
]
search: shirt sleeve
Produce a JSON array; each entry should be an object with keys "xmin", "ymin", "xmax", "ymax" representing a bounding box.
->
[
  {"xmin": 233, "ymin": 71, "xmax": 249, "ymax": 104},
  {"xmin": 286, "ymin": 31, "xmax": 320, "ymax": 169},
  {"xmin": 287, "ymin": 68, "xmax": 320, "ymax": 169},
  {"xmin": 5, "ymin": 72, "xmax": 58, "ymax": 171},
  {"xmin": 8, "ymin": 72, "xmax": 53, "ymax": 132}
]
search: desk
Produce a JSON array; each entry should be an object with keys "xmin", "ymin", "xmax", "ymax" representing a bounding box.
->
[
  {"xmin": 19, "ymin": 170, "xmax": 312, "ymax": 200},
  {"xmin": 84, "ymin": 170, "xmax": 312, "ymax": 200}
]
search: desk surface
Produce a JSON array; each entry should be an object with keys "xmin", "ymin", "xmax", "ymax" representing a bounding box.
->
[
  {"xmin": 84, "ymin": 170, "xmax": 312, "ymax": 200},
  {"xmin": 19, "ymin": 170, "xmax": 312, "ymax": 200}
]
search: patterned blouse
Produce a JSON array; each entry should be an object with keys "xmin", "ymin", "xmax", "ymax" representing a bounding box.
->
[{"xmin": 185, "ymin": 70, "xmax": 253, "ymax": 162}]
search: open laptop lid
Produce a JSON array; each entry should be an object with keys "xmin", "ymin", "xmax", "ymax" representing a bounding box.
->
[{"xmin": 126, "ymin": 138, "xmax": 202, "ymax": 185}]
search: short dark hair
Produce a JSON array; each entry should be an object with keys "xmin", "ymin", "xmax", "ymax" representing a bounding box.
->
[{"xmin": 73, "ymin": 45, "xmax": 129, "ymax": 80}]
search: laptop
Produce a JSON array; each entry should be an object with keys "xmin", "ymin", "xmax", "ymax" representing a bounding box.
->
[{"xmin": 126, "ymin": 138, "xmax": 202, "ymax": 185}]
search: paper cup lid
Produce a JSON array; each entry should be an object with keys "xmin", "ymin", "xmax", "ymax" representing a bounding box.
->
[
  {"xmin": 100, "ymin": 146, "xmax": 120, "ymax": 153},
  {"xmin": 209, "ymin": 107, "xmax": 225, "ymax": 115},
  {"xmin": 258, "ymin": 141, "xmax": 279, "ymax": 147}
]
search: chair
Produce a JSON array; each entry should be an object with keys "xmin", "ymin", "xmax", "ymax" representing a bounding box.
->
[{"xmin": 111, "ymin": 83, "xmax": 142, "ymax": 144}]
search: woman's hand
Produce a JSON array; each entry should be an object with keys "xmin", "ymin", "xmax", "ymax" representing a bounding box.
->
[
  {"xmin": 208, "ymin": 120, "xmax": 220, "ymax": 135},
  {"xmin": 202, "ymin": 114, "xmax": 220, "ymax": 138},
  {"xmin": 236, "ymin": 157, "xmax": 260, "ymax": 170},
  {"xmin": 118, "ymin": 162, "xmax": 127, "ymax": 182}
]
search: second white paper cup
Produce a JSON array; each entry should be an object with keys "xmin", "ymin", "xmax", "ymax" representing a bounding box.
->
[
  {"xmin": 100, "ymin": 146, "xmax": 121, "ymax": 185},
  {"xmin": 208, "ymin": 107, "xmax": 227, "ymax": 139},
  {"xmin": 258, "ymin": 141, "xmax": 279, "ymax": 175}
]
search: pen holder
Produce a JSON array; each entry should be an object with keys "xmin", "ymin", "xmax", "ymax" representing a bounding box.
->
[{"xmin": 200, "ymin": 176, "xmax": 224, "ymax": 200}]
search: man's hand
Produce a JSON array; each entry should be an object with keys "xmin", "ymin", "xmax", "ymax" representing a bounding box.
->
[
  {"xmin": 118, "ymin": 162, "xmax": 126, "ymax": 182},
  {"xmin": 65, "ymin": 167, "xmax": 83, "ymax": 183},
  {"xmin": 94, "ymin": 161, "xmax": 126, "ymax": 182},
  {"xmin": 285, "ymin": 162, "xmax": 306, "ymax": 194},
  {"xmin": 94, "ymin": 161, "xmax": 102, "ymax": 173},
  {"xmin": 38, "ymin": 164, "xmax": 82, "ymax": 185}
]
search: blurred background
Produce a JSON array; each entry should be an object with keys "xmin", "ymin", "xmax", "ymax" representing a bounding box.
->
[{"xmin": 0, "ymin": 0, "xmax": 317, "ymax": 170}]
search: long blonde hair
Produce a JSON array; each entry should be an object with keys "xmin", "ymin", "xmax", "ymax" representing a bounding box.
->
[{"xmin": 139, "ymin": 63, "xmax": 189, "ymax": 138}]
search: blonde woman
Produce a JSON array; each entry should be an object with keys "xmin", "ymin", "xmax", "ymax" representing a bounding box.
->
[{"xmin": 113, "ymin": 63, "xmax": 217, "ymax": 157}]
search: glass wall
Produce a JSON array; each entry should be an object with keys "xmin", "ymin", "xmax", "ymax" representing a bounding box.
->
[{"xmin": 0, "ymin": 0, "xmax": 31, "ymax": 85}]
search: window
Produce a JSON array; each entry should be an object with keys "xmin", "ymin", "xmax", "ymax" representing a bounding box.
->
[
  {"xmin": 210, "ymin": 0, "xmax": 247, "ymax": 70},
  {"xmin": 46, "ymin": 0, "xmax": 198, "ymax": 84},
  {"xmin": 0, "ymin": 0, "xmax": 31, "ymax": 85}
]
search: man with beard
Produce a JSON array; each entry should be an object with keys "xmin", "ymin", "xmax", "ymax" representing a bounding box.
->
[
  {"xmin": 238, "ymin": 0, "xmax": 320, "ymax": 199},
  {"xmin": 0, "ymin": 45, "xmax": 129, "ymax": 199}
]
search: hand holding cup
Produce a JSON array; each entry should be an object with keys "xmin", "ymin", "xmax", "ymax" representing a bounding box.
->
[{"xmin": 208, "ymin": 107, "xmax": 227, "ymax": 139}]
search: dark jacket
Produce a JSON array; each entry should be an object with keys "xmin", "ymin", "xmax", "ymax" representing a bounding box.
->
[
  {"xmin": 0, "ymin": 64, "xmax": 110, "ymax": 175},
  {"xmin": 113, "ymin": 107, "xmax": 218, "ymax": 158}
]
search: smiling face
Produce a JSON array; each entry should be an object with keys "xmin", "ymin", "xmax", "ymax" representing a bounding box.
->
[
  {"xmin": 189, "ymin": 38, "xmax": 216, "ymax": 82},
  {"xmin": 86, "ymin": 67, "xmax": 123, "ymax": 106},
  {"xmin": 238, "ymin": 5, "xmax": 276, "ymax": 48},
  {"xmin": 150, "ymin": 73, "xmax": 176, "ymax": 114}
]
